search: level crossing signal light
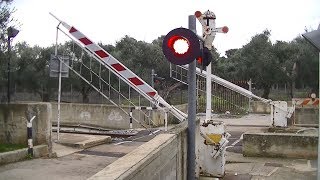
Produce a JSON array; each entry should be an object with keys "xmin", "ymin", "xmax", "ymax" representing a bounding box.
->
[
  {"xmin": 162, "ymin": 11, "xmax": 228, "ymax": 67},
  {"xmin": 162, "ymin": 27, "xmax": 214, "ymax": 67},
  {"xmin": 162, "ymin": 28, "xmax": 201, "ymax": 65},
  {"xmin": 198, "ymin": 47, "xmax": 212, "ymax": 67}
]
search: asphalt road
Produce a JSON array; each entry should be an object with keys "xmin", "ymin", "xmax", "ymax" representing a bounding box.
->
[
  {"xmin": 225, "ymin": 126, "xmax": 268, "ymax": 154},
  {"xmin": 0, "ymin": 128, "xmax": 164, "ymax": 180},
  {"xmin": 2, "ymin": 114, "xmax": 298, "ymax": 180},
  {"xmin": 0, "ymin": 139, "xmax": 146, "ymax": 180},
  {"xmin": 226, "ymin": 130, "xmax": 243, "ymax": 153}
]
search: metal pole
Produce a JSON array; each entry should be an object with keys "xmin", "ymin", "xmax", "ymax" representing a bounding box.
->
[
  {"xmin": 187, "ymin": 14, "xmax": 196, "ymax": 180},
  {"xmin": 205, "ymin": 63, "xmax": 212, "ymax": 122},
  {"xmin": 317, "ymin": 51, "xmax": 320, "ymax": 180},
  {"xmin": 248, "ymin": 78, "xmax": 252, "ymax": 112},
  {"xmin": 151, "ymin": 69, "xmax": 155, "ymax": 109},
  {"xmin": 7, "ymin": 37, "xmax": 11, "ymax": 104},
  {"xmin": 316, "ymin": 24, "xmax": 320, "ymax": 180},
  {"xmin": 151, "ymin": 69, "xmax": 155, "ymax": 89},
  {"xmin": 55, "ymin": 26, "xmax": 61, "ymax": 141},
  {"xmin": 164, "ymin": 111, "xmax": 168, "ymax": 132},
  {"xmin": 129, "ymin": 108, "xmax": 133, "ymax": 129}
]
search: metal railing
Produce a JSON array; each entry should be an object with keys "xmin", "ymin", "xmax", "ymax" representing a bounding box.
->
[{"xmin": 170, "ymin": 64, "xmax": 250, "ymax": 113}]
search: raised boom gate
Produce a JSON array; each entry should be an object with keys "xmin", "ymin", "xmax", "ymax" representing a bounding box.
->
[{"xmin": 50, "ymin": 13, "xmax": 187, "ymax": 128}]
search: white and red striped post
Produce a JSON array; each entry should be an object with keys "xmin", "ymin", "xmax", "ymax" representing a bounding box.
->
[
  {"xmin": 129, "ymin": 109, "xmax": 133, "ymax": 129},
  {"xmin": 27, "ymin": 116, "xmax": 36, "ymax": 157},
  {"xmin": 129, "ymin": 107, "xmax": 157, "ymax": 129}
]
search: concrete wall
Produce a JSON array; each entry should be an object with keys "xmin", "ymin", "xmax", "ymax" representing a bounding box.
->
[
  {"xmin": 294, "ymin": 107, "xmax": 319, "ymax": 125},
  {"xmin": 51, "ymin": 103, "xmax": 188, "ymax": 129},
  {"xmin": 250, "ymin": 101, "xmax": 294, "ymax": 114},
  {"xmin": 250, "ymin": 101, "xmax": 271, "ymax": 114},
  {"xmin": 250, "ymin": 101, "xmax": 319, "ymax": 126},
  {"xmin": 0, "ymin": 103, "xmax": 52, "ymax": 149},
  {"xmin": 88, "ymin": 120, "xmax": 196, "ymax": 180},
  {"xmin": 243, "ymin": 132, "xmax": 318, "ymax": 159}
]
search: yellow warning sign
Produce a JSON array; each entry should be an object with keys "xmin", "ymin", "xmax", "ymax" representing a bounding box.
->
[{"xmin": 206, "ymin": 134, "xmax": 222, "ymax": 144}]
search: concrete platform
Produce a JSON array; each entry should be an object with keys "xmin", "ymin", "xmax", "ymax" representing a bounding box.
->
[
  {"xmin": 0, "ymin": 135, "xmax": 146, "ymax": 180},
  {"xmin": 52, "ymin": 133, "xmax": 112, "ymax": 157},
  {"xmin": 222, "ymin": 151, "xmax": 317, "ymax": 180},
  {"xmin": 209, "ymin": 114, "xmax": 317, "ymax": 180},
  {"xmin": 199, "ymin": 140, "xmax": 317, "ymax": 180},
  {"xmin": 243, "ymin": 131, "xmax": 318, "ymax": 159}
]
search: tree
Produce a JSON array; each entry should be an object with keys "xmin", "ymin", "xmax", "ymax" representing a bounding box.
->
[
  {"xmin": 15, "ymin": 42, "xmax": 57, "ymax": 102},
  {"xmin": 215, "ymin": 48, "xmax": 241, "ymax": 80},
  {"xmin": 273, "ymin": 40, "xmax": 300, "ymax": 98},
  {"xmin": 0, "ymin": 0, "xmax": 15, "ymax": 96},
  {"xmin": 60, "ymin": 41, "xmax": 97, "ymax": 103},
  {"xmin": 293, "ymin": 36, "xmax": 319, "ymax": 93},
  {"xmin": 231, "ymin": 30, "xmax": 282, "ymax": 99},
  {"xmin": 0, "ymin": 0, "xmax": 14, "ymax": 49}
]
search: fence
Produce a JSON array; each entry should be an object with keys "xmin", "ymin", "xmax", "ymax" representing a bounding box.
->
[{"xmin": 196, "ymin": 77, "xmax": 250, "ymax": 114}]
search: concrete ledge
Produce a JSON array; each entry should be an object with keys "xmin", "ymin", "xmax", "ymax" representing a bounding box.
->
[
  {"xmin": 243, "ymin": 132, "xmax": 318, "ymax": 159},
  {"xmin": 76, "ymin": 136, "xmax": 112, "ymax": 149},
  {"xmin": 0, "ymin": 145, "xmax": 48, "ymax": 165},
  {"xmin": 250, "ymin": 101, "xmax": 271, "ymax": 114},
  {"xmin": 58, "ymin": 135, "xmax": 112, "ymax": 149},
  {"xmin": 294, "ymin": 107, "xmax": 319, "ymax": 125},
  {"xmin": 0, "ymin": 103, "xmax": 52, "ymax": 154},
  {"xmin": 88, "ymin": 133, "xmax": 176, "ymax": 180}
]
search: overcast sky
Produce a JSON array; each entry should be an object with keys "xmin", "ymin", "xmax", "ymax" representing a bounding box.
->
[{"xmin": 12, "ymin": 0, "xmax": 320, "ymax": 55}]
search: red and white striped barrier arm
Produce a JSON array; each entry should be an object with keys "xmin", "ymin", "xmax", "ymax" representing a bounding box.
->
[
  {"xmin": 51, "ymin": 14, "xmax": 156, "ymax": 99},
  {"xmin": 293, "ymin": 98, "xmax": 319, "ymax": 107},
  {"xmin": 50, "ymin": 13, "xmax": 187, "ymax": 121}
]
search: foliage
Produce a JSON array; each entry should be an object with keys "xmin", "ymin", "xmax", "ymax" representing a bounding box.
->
[
  {"xmin": 216, "ymin": 30, "xmax": 319, "ymax": 99},
  {"xmin": 0, "ymin": 143, "xmax": 26, "ymax": 153},
  {"xmin": 25, "ymin": 153, "xmax": 33, "ymax": 159},
  {"xmin": 0, "ymin": 25, "xmax": 318, "ymax": 103},
  {"xmin": 0, "ymin": 0, "xmax": 14, "ymax": 50},
  {"xmin": 0, "ymin": 0, "xmax": 15, "ymax": 91},
  {"xmin": 293, "ymin": 36, "xmax": 319, "ymax": 91},
  {"xmin": 14, "ymin": 42, "xmax": 57, "ymax": 101}
]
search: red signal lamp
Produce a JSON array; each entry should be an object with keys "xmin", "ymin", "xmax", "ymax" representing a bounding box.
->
[
  {"xmin": 170, "ymin": 36, "xmax": 189, "ymax": 55},
  {"xmin": 162, "ymin": 28, "xmax": 201, "ymax": 65},
  {"xmin": 222, "ymin": 26, "xmax": 229, "ymax": 33}
]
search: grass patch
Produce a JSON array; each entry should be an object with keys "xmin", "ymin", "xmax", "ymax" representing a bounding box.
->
[
  {"xmin": 0, "ymin": 144, "xmax": 27, "ymax": 153},
  {"xmin": 25, "ymin": 153, "xmax": 33, "ymax": 159}
]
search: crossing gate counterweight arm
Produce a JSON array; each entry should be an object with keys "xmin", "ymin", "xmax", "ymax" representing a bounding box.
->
[{"xmin": 50, "ymin": 13, "xmax": 187, "ymax": 122}]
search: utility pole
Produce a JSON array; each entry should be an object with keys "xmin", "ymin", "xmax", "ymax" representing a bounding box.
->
[
  {"xmin": 7, "ymin": 36, "xmax": 11, "ymax": 103},
  {"xmin": 187, "ymin": 14, "xmax": 197, "ymax": 180},
  {"xmin": 6, "ymin": 27, "xmax": 19, "ymax": 104},
  {"xmin": 151, "ymin": 69, "xmax": 155, "ymax": 89}
]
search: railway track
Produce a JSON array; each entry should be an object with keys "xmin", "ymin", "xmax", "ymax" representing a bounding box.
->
[{"xmin": 52, "ymin": 124, "xmax": 138, "ymax": 138}]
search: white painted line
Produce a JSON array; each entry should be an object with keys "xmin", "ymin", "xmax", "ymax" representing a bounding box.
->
[
  {"xmin": 267, "ymin": 167, "xmax": 279, "ymax": 176},
  {"xmin": 114, "ymin": 141, "xmax": 132, "ymax": 145},
  {"xmin": 231, "ymin": 133, "xmax": 243, "ymax": 146},
  {"xmin": 115, "ymin": 129, "xmax": 162, "ymax": 146},
  {"xmin": 149, "ymin": 129, "xmax": 161, "ymax": 135},
  {"xmin": 307, "ymin": 160, "xmax": 311, "ymax": 168}
]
